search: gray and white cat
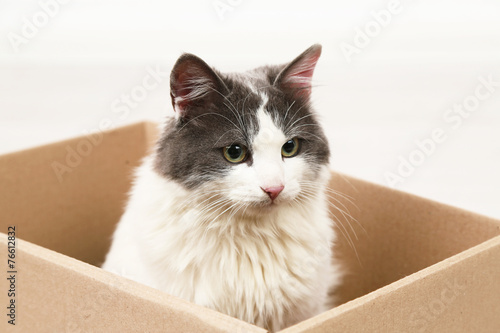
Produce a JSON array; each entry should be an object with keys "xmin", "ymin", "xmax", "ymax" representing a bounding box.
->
[{"xmin": 102, "ymin": 44, "xmax": 340, "ymax": 331}]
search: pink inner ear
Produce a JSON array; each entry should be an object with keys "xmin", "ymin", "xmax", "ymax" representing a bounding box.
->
[
  {"xmin": 285, "ymin": 55, "xmax": 319, "ymax": 85},
  {"xmin": 282, "ymin": 50, "xmax": 321, "ymax": 98},
  {"xmin": 172, "ymin": 71, "xmax": 214, "ymax": 114}
]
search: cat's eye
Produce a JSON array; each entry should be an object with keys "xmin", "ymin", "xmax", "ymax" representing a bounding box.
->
[
  {"xmin": 223, "ymin": 144, "xmax": 248, "ymax": 163},
  {"xmin": 281, "ymin": 138, "xmax": 300, "ymax": 158}
]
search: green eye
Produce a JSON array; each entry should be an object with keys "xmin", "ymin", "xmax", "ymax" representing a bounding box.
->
[
  {"xmin": 282, "ymin": 138, "xmax": 300, "ymax": 158},
  {"xmin": 223, "ymin": 144, "xmax": 247, "ymax": 163}
]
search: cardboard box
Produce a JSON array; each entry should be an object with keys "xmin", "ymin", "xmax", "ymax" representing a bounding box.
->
[{"xmin": 1, "ymin": 122, "xmax": 499, "ymax": 332}]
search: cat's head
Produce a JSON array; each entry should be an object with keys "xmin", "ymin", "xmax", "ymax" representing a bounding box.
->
[{"xmin": 155, "ymin": 44, "xmax": 330, "ymax": 215}]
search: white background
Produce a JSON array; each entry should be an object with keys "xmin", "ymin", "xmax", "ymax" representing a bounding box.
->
[{"xmin": 1, "ymin": 0, "xmax": 499, "ymax": 218}]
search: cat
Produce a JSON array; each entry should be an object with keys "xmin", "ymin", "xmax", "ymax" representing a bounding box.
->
[{"xmin": 102, "ymin": 44, "xmax": 340, "ymax": 331}]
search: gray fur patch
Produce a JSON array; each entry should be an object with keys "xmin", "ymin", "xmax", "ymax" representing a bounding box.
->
[{"xmin": 155, "ymin": 55, "xmax": 329, "ymax": 189}]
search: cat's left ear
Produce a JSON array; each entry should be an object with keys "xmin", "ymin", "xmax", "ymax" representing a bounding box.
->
[{"xmin": 274, "ymin": 44, "xmax": 322, "ymax": 100}]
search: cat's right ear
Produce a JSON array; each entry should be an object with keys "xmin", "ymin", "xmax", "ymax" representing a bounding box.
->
[{"xmin": 170, "ymin": 54, "xmax": 227, "ymax": 120}]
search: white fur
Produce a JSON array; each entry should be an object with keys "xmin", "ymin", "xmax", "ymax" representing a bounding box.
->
[{"xmin": 103, "ymin": 98, "xmax": 339, "ymax": 331}]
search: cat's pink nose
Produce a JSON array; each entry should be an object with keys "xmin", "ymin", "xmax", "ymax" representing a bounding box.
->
[{"xmin": 261, "ymin": 185, "xmax": 284, "ymax": 201}]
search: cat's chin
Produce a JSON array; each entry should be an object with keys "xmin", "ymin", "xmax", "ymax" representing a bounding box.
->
[{"xmin": 240, "ymin": 198, "xmax": 290, "ymax": 216}]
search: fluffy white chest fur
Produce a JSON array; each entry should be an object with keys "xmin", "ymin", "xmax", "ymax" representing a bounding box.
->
[
  {"xmin": 103, "ymin": 157, "xmax": 337, "ymax": 330},
  {"xmin": 102, "ymin": 44, "xmax": 340, "ymax": 331}
]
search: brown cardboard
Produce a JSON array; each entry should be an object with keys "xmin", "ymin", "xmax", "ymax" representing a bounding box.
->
[{"xmin": 1, "ymin": 121, "xmax": 499, "ymax": 332}]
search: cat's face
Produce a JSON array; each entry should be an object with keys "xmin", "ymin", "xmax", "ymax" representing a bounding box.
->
[{"xmin": 155, "ymin": 45, "xmax": 330, "ymax": 214}]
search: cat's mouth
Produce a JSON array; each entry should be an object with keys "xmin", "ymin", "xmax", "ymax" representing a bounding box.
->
[
  {"xmin": 250, "ymin": 197, "xmax": 286, "ymax": 210},
  {"xmin": 261, "ymin": 199, "xmax": 279, "ymax": 208}
]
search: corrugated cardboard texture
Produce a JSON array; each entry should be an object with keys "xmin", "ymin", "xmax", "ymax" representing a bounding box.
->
[
  {"xmin": 0, "ymin": 237, "xmax": 265, "ymax": 333},
  {"xmin": 283, "ymin": 236, "xmax": 500, "ymax": 332},
  {"xmin": 1, "ymin": 121, "xmax": 499, "ymax": 332},
  {"xmin": 0, "ymin": 122, "xmax": 157, "ymax": 266},
  {"xmin": 327, "ymin": 173, "xmax": 500, "ymax": 305}
]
